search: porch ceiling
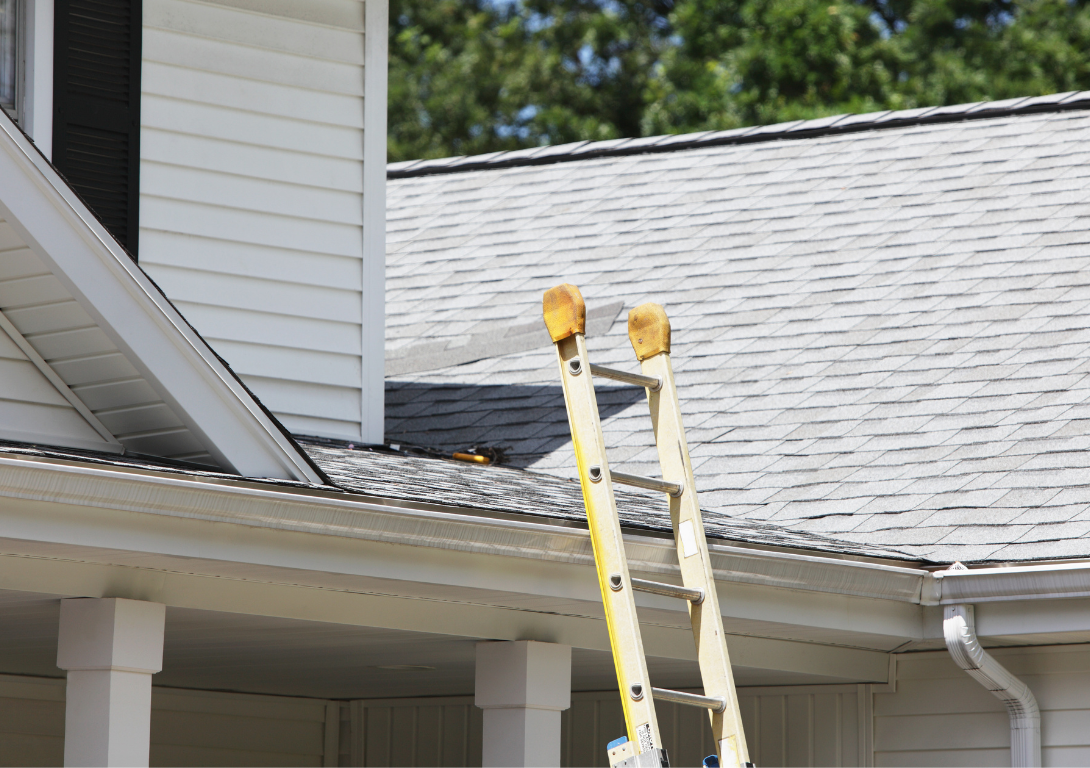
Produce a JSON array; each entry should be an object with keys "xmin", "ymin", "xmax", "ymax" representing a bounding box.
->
[{"xmin": 0, "ymin": 589, "xmax": 880, "ymax": 700}]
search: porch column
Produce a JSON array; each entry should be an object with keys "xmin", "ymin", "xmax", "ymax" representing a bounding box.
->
[
  {"xmin": 57, "ymin": 598, "xmax": 166, "ymax": 767},
  {"xmin": 475, "ymin": 640, "xmax": 572, "ymax": 767}
]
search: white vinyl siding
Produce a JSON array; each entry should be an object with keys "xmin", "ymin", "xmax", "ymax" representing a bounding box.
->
[
  {"xmin": 874, "ymin": 646, "xmax": 1090, "ymax": 768},
  {"xmin": 0, "ymin": 217, "xmax": 213, "ymax": 462},
  {"xmin": 139, "ymin": 0, "xmax": 369, "ymax": 441}
]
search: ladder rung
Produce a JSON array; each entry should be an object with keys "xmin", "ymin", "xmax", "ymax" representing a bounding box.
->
[
  {"xmin": 651, "ymin": 687, "xmax": 726, "ymax": 713},
  {"xmin": 610, "ymin": 470, "xmax": 684, "ymax": 498},
  {"xmin": 630, "ymin": 577, "xmax": 704, "ymax": 604},
  {"xmin": 589, "ymin": 363, "xmax": 662, "ymax": 391}
]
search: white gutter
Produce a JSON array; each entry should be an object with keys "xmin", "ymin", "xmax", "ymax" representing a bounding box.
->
[
  {"xmin": 0, "ymin": 452, "xmax": 925, "ymax": 601},
  {"xmin": 944, "ymin": 603, "xmax": 1041, "ymax": 768},
  {"xmin": 930, "ymin": 560, "xmax": 1090, "ymax": 602},
  {"xmin": 6, "ymin": 450, "xmax": 1090, "ymax": 609}
]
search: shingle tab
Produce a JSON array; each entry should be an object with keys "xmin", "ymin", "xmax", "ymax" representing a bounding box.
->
[
  {"xmin": 385, "ymin": 106, "xmax": 1090, "ymax": 564},
  {"xmin": 301, "ymin": 440, "xmax": 907, "ymax": 559}
]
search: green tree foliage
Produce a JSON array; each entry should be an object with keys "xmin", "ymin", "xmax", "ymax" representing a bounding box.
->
[{"xmin": 388, "ymin": 0, "xmax": 1090, "ymax": 161}]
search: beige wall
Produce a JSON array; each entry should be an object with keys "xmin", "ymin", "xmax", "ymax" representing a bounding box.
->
[
  {"xmin": 343, "ymin": 646, "xmax": 1090, "ymax": 767},
  {"xmin": 874, "ymin": 645, "xmax": 1090, "ymax": 768},
  {"xmin": 3, "ymin": 646, "xmax": 1090, "ymax": 767},
  {"xmin": 0, "ymin": 675, "xmax": 338, "ymax": 767},
  {"xmin": 345, "ymin": 687, "xmax": 866, "ymax": 767}
]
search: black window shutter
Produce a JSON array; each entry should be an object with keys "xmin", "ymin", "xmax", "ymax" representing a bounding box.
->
[{"xmin": 52, "ymin": 0, "xmax": 141, "ymax": 259}]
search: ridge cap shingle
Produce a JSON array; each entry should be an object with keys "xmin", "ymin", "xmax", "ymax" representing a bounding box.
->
[{"xmin": 389, "ymin": 92, "xmax": 1090, "ymax": 179}]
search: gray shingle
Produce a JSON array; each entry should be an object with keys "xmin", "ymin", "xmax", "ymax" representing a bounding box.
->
[{"xmin": 384, "ymin": 105, "xmax": 1090, "ymax": 564}]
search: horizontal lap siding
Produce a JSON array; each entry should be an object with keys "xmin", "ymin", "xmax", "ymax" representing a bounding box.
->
[
  {"xmin": 151, "ymin": 688, "xmax": 329, "ymax": 767},
  {"xmin": 0, "ymin": 675, "xmax": 336, "ymax": 766},
  {"xmin": 0, "ymin": 220, "xmax": 212, "ymax": 462},
  {"xmin": 874, "ymin": 646, "xmax": 1090, "ymax": 768},
  {"xmin": 139, "ymin": 0, "xmax": 367, "ymax": 440}
]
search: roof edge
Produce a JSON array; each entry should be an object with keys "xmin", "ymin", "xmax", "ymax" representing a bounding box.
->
[
  {"xmin": 388, "ymin": 92, "xmax": 1090, "ymax": 179},
  {"xmin": 0, "ymin": 450, "xmax": 927, "ymax": 603}
]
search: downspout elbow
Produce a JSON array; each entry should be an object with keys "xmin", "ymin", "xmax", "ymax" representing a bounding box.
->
[{"xmin": 943, "ymin": 604, "xmax": 1041, "ymax": 768}]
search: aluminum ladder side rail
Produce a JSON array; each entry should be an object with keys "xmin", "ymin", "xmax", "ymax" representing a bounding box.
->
[
  {"xmin": 629, "ymin": 302, "xmax": 751, "ymax": 768},
  {"xmin": 543, "ymin": 284, "xmax": 664, "ymax": 759}
]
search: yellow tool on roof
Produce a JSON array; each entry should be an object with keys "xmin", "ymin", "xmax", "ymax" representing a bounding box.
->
[{"xmin": 543, "ymin": 283, "xmax": 752, "ymax": 768}]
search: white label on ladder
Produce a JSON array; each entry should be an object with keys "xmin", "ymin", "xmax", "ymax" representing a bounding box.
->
[
  {"xmin": 719, "ymin": 736, "xmax": 739, "ymax": 768},
  {"xmin": 636, "ymin": 722, "xmax": 654, "ymax": 753},
  {"xmin": 679, "ymin": 520, "xmax": 699, "ymax": 558}
]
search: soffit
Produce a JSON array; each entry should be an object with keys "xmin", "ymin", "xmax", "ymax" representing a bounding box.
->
[
  {"xmin": 0, "ymin": 219, "xmax": 214, "ymax": 463},
  {"xmin": 0, "ymin": 590, "xmax": 875, "ymax": 697}
]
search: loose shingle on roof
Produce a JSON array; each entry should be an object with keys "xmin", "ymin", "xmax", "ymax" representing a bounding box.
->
[
  {"xmin": 301, "ymin": 439, "xmax": 912, "ymax": 560},
  {"xmin": 0, "ymin": 438, "xmax": 906, "ymax": 561},
  {"xmin": 385, "ymin": 98, "xmax": 1090, "ymax": 564}
]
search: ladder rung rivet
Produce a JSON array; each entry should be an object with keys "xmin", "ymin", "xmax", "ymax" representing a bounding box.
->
[
  {"xmin": 567, "ymin": 357, "xmax": 583, "ymax": 376},
  {"xmin": 588, "ymin": 465, "xmax": 603, "ymax": 482},
  {"xmin": 609, "ymin": 574, "xmax": 623, "ymax": 591},
  {"xmin": 630, "ymin": 683, "xmax": 644, "ymax": 701}
]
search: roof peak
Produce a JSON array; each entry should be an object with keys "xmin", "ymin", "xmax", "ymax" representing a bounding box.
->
[{"xmin": 388, "ymin": 91, "xmax": 1090, "ymax": 180}]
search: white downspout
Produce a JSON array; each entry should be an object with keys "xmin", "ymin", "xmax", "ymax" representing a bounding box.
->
[{"xmin": 943, "ymin": 604, "xmax": 1041, "ymax": 768}]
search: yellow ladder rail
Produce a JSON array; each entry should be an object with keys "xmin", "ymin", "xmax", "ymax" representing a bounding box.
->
[
  {"xmin": 543, "ymin": 284, "xmax": 752, "ymax": 768},
  {"xmin": 543, "ymin": 284, "xmax": 664, "ymax": 760},
  {"xmin": 631, "ymin": 303, "xmax": 751, "ymax": 768}
]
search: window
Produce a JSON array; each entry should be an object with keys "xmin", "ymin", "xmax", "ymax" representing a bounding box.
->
[{"xmin": 0, "ymin": 0, "xmax": 19, "ymax": 120}]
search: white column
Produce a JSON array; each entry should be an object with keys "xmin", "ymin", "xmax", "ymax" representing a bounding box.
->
[
  {"xmin": 475, "ymin": 640, "xmax": 572, "ymax": 768},
  {"xmin": 56, "ymin": 598, "xmax": 166, "ymax": 767},
  {"xmin": 360, "ymin": 0, "xmax": 388, "ymax": 444}
]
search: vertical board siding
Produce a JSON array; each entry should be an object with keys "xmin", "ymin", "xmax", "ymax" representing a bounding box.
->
[
  {"xmin": 349, "ymin": 696, "xmax": 483, "ymax": 767},
  {"xmin": 139, "ymin": 0, "xmax": 368, "ymax": 440},
  {"xmin": 874, "ymin": 646, "xmax": 1090, "ymax": 768},
  {"xmin": 0, "ymin": 219, "xmax": 213, "ymax": 462},
  {"xmin": 0, "ymin": 675, "xmax": 339, "ymax": 767},
  {"xmin": 347, "ymin": 687, "xmax": 862, "ymax": 768}
]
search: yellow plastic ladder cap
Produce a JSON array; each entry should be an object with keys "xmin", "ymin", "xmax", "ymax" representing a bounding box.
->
[
  {"xmin": 543, "ymin": 283, "xmax": 587, "ymax": 342},
  {"xmin": 628, "ymin": 303, "xmax": 671, "ymax": 360}
]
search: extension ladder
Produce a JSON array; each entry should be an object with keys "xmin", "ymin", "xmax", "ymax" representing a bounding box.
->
[{"xmin": 542, "ymin": 283, "xmax": 751, "ymax": 768}]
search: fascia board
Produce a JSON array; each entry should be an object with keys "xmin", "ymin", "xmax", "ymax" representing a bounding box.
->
[
  {"xmin": 0, "ymin": 114, "xmax": 321, "ymax": 483},
  {"xmin": 0, "ymin": 452, "xmax": 926, "ymax": 603},
  {"xmin": 10, "ymin": 452, "xmax": 1090, "ymax": 610}
]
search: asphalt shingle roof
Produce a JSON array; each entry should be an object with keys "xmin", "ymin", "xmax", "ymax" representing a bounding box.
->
[
  {"xmin": 384, "ymin": 99, "xmax": 1090, "ymax": 564},
  {"xmin": 302, "ymin": 439, "xmax": 910, "ymax": 559},
  {"xmin": 0, "ymin": 438, "xmax": 906, "ymax": 560}
]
